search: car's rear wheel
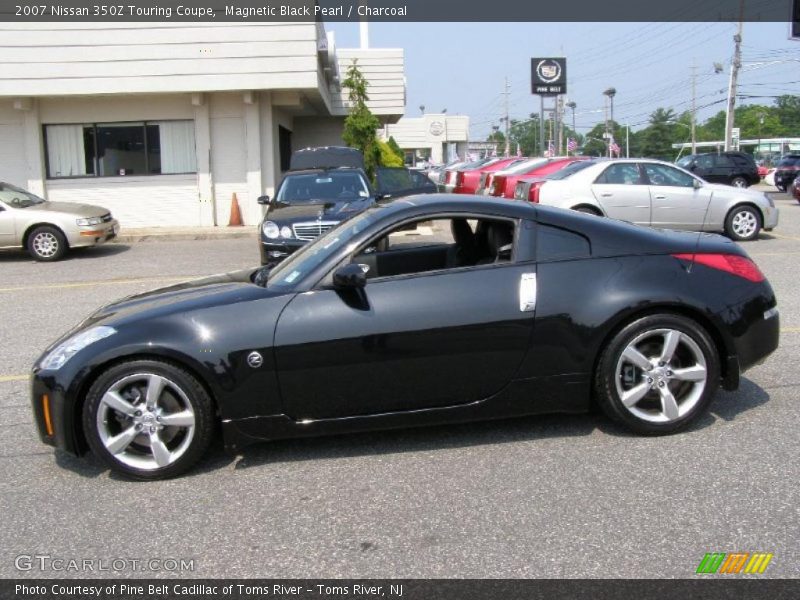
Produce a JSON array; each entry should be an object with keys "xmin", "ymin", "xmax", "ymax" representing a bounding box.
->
[
  {"xmin": 731, "ymin": 176, "xmax": 748, "ymax": 188},
  {"xmin": 595, "ymin": 314, "xmax": 719, "ymax": 435},
  {"xmin": 27, "ymin": 225, "xmax": 67, "ymax": 261},
  {"xmin": 83, "ymin": 360, "xmax": 214, "ymax": 480},
  {"xmin": 724, "ymin": 205, "xmax": 761, "ymax": 241}
]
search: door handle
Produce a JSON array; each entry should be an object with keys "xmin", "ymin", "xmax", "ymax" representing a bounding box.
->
[
  {"xmin": 519, "ymin": 273, "xmax": 537, "ymax": 312},
  {"xmin": 654, "ymin": 194, "xmax": 667, "ymax": 199},
  {"xmin": 599, "ymin": 192, "xmax": 613, "ymax": 197}
]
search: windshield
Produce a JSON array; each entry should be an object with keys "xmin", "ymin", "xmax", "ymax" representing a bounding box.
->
[
  {"xmin": 0, "ymin": 184, "xmax": 46, "ymax": 208},
  {"xmin": 267, "ymin": 208, "xmax": 384, "ymax": 289},
  {"xmin": 777, "ymin": 156, "xmax": 800, "ymax": 167},
  {"xmin": 275, "ymin": 171, "xmax": 370, "ymax": 204},
  {"xmin": 546, "ymin": 160, "xmax": 596, "ymax": 180}
]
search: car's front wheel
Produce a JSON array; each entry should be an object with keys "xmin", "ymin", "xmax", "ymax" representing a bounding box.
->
[
  {"xmin": 27, "ymin": 225, "xmax": 67, "ymax": 261},
  {"xmin": 83, "ymin": 360, "xmax": 215, "ymax": 480},
  {"xmin": 724, "ymin": 205, "xmax": 762, "ymax": 241},
  {"xmin": 595, "ymin": 314, "xmax": 720, "ymax": 435}
]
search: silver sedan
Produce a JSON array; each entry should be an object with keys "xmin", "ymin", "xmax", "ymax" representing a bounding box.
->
[
  {"xmin": 516, "ymin": 159, "xmax": 778, "ymax": 241},
  {"xmin": 0, "ymin": 182, "xmax": 119, "ymax": 261}
]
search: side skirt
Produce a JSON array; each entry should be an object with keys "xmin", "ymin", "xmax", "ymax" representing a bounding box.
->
[{"xmin": 222, "ymin": 374, "xmax": 590, "ymax": 453}]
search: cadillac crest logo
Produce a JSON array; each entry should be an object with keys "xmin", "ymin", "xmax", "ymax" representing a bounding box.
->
[
  {"xmin": 429, "ymin": 121, "xmax": 445, "ymax": 136},
  {"xmin": 531, "ymin": 57, "xmax": 567, "ymax": 95}
]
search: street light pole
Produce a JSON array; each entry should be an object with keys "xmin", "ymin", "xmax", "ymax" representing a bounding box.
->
[
  {"xmin": 566, "ymin": 101, "xmax": 576, "ymax": 154},
  {"xmin": 604, "ymin": 87, "xmax": 617, "ymax": 157}
]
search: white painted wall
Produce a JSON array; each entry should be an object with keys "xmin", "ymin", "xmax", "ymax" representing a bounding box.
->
[
  {"xmin": 0, "ymin": 100, "xmax": 27, "ymax": 187},
  {"xmin": 0, "ymin": 23, "xmax": 320, "ymax": 97},
  {"xmin": 209, "ymin": 93, "xmax": 249, "ymax": 226},
  {"xmin": 334, "ymin": 48, "xmax": 405, "ymax": 117},
  {"xmin": 293, "ymin": 117, "xmax": 346, "ymax": 151},
  {"xmin": 47, "ymin": 175, "xmax": 199, "ymax": 228}
]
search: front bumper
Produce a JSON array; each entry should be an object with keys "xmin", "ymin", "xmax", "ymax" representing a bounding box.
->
[
  {"xmin": 67, "ymin": 219, "xmax": 119, "ymax": 248},
  {"xmin": 30, "ymin": 368, "xmax": 83, "ymax": 455},
  {"xmin": 763, "ymin": 206, "xmax": 780, "ymax": 230},
  {"xmin": 259, "ymin": 239, "xmax": 306, "ymax": 265}
]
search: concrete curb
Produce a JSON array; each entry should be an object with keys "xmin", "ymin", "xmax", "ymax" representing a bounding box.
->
[{"xmin": 113, "ymin": 227, "xmax": 257, "ymax": 244}]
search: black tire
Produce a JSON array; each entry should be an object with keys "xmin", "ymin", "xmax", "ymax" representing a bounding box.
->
[
  {"xmin": 594, "ymin": 314, "xmax": 720, "ymax": 435},
  {"xmin": 574, "ymin": 206, "xmax": 602, "ymax": 216},
  {"xmin": 83, "ymin": 359, "xmax": 215, "ymax": 480},
  {"xmin": 724, "ymin": 205, "xmax": 762, "ymax": 242},
  {"xmin": 27, "ymin": 225, "xmax": 67, "ymax": 261},
  {"xmin": 730, "ymin": 176, "xmax": 748, "ymax": 188}
]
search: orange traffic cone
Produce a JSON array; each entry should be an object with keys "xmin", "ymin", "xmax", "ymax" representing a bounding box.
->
[{"xmin": 228, "ymin": 192, "xmax": 243, "ymax": 227}]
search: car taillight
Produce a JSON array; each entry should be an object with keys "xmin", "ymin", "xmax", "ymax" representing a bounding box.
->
[
  {"xmin": 528, "ymin": 181, "xmax": 545, "ymax": 203},
  {"xmin": 455, "ymin": 171, "xmax": 464, "ymax": 187},
  {"xmin": 491, "ymin": 176, "xmax": 504, "ymax": 195},
  {"xmin": 672, "ymin": 253, "xmax": 765, "ymax": 282}
]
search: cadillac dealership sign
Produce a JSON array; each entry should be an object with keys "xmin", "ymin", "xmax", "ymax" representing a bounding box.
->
[{"xmin": 531, "ymin": 58, "xmax": 567, "ymax": 95}]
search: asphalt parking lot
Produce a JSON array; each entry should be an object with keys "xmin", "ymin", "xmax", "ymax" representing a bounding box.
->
[{"xmin": 1, "ymin": 191, "xmax": 798, "ymax": 579}]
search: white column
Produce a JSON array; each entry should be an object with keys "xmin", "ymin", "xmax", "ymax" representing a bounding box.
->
[
  {"xmin": 16, "ymin": 98, "xmax": 46, "ymax": 198},
  {"xmin": 243, "ymin": 91, "xmax": 262, "ymax": 226},
  {"xmin": 259, "ymin": 92, "xmax": 276, "ymax": 215},
  {"xmin": 192, "ymin": 93, "xmax": 214, "ymax": 226}
]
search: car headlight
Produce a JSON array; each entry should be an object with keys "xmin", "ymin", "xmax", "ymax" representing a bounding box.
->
[
  {"xmin": 262, "ymin": 221, "xmax": 280, "ymax": 239},
  {"xmin": 76, "ymin": 217, "xmax": 103, "ymax": 226},
  {"xmin": 280, "ymin": 226, "xmax": 293, "ymax": 239},
  {"xmin": 40, "ymin": 326, "xmax": 116, "ymax": 370}
]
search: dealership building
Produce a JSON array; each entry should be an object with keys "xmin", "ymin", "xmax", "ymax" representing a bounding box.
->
[
  {"xmin": 379, "ymin": 113, "xmax": 470, "ymax": 166},
  {"xmin": 0, "ymin": 23, "xmax": 405, "ymax": 227}
]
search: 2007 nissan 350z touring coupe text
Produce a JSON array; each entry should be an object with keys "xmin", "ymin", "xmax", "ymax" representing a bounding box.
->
[{"xmin": 30, "ymin": 196, "xmax": 779, "ymax": 479}]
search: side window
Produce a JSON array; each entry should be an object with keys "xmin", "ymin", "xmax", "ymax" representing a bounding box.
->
[
  {"xmin": 353, "ymin": 217, "xmax": 516, "ymax": 279},
  {"xmin": 376, "ymin": 168, "xmax": 413, "ymax": 194},
  {"xmin": 695, "ymin": 155, "xmax": 714, "ymax": 169},
  {"xmin": 595, "ymin": 164, "xmax": 643, "ymax": 185},
  {"xmin": 537, "ymin": 225, "xmax": 590, "ymax": 262},
  {"xmin": 715, "ymin": 155, "xmax": 735, "ymax": 168},
  {"xmin": 644, "ymin": 164, "xmax": 695, "ymax": 188},
  {"xmin": 410, "ymin": 170, "xmax": 431, "ymax": 187}
]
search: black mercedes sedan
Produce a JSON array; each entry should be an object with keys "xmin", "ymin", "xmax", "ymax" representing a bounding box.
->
[{"xmin": 31, "ymin": 196, "xmax": 779, "ymax": 479}]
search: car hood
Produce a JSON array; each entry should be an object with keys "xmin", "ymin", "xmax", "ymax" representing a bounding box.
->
[
  {"xmin": 82, "ymin": 268, "xmax": 283, "ymax": 328},
  {"xmin": 26, "ymin": 201, "xmax": 110, "ymax": 218},
  {"xmin": 265, "ymin": 199, "xmax": 372, "ymax": 224},
  {"xmin": 702, "ymin": 183, "xmax": 765, "ymax": 199}
]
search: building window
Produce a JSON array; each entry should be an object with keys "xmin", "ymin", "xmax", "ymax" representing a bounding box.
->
[{"xmin": 44, "ymin": 120, "xmax": 196, "ymax": 179}]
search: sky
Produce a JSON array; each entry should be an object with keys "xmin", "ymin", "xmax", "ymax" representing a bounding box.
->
[{"xmin": 328, "ymin": 22, "xmax": 800, "ymax": 140}]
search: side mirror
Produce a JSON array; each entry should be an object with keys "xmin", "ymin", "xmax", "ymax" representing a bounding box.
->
[
  {"xmin": 376, "ymin": 192, "xmax": 393, "ymax": 202},
  {"xmin": 333, "ymin": 263, "xmax": 368, "ymax": 289},
  {"xmin": 693, "ymin": 179, "xmax": 702, "ymax": 189},
  {"xmin": 257, "ymin": 195, "xmax": 271, "ymax": 205}
]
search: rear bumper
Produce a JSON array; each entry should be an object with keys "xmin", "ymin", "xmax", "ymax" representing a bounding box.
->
[
  {"xmin": 733, "ymin": 305, "xmax": 780, "ymax": 376},
  {"xmin": 763, "ymin": 206, "xmax": 780, "ymax": 230}
]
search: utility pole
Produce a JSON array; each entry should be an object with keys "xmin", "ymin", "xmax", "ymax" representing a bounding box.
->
[
  {"xmin": 502, "ymin": 77, "xmax": 511, "ymax": 156},
  {"xmin": 724, "ymin": 2, "xmax": 744, "ymax": 151},
  {"xmin": 556, "ymin": 96, "xmax": 564, "ymax": 155},
  {"xmin": 691, "ymin": 59, "xmax": 697, "ymax": 154}
]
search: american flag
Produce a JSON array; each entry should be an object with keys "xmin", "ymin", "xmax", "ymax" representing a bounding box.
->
[
  {"xmin": 516, "ymin": 143, "xmax": 522, "ymax": 157},
  {"xmin": 547, "ymin": 140, "xmax": 555, "ymax": 157},
  {"xmin": 567, "ymin": 138, "xmax": 578, "ymax": 152},
  {"xmin": 609, "ymin": 138, "xmax": 621, "ymax": 157}
]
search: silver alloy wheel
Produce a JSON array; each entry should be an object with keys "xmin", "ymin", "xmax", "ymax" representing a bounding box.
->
[
  {"xmin": 32, "ymin": 231, "xmax": 59, "ymax": 258},
  {"xmin": 732, "ymin": 178, "xmax": 747, "ymax": 188},
  {"xmin": 731, "ymin": 209, "xmax": 758, "ymax": 238},
  {"xmin": 614, "ymin": 328, "xmax": 708, "ymax": 423},
  {"xmin": 96, "ymin": 373, "xmax": 196, "ymax": 470}
]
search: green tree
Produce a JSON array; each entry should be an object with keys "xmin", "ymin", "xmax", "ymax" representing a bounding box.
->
[
  {"xmin": 341, "ymin": 60, "xmax": 381, "ymax": 180},
  {"xmin": 377, "ymin": 140, "xmax": 403, "ymax": 167},
  {"xmin": 386, "ymin": 136, "xmax": 404, "ymax": 162}
]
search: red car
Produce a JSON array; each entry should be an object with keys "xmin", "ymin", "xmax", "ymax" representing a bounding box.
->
[
  {"xmin": 489, "ymin": 157, "xmax": 590, "ymax": 198},
  {"xmin": 791, "ymin": 175, "xmax": 800, "ymax": 203},
  {"xmin": 453, "ymin": 157, "xmax": 527, "ymax": 194}
]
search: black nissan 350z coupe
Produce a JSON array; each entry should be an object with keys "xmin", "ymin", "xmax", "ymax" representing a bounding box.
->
[{"xmin": 31, "ymin": 196, "xmax": 779, "ymax": 479}]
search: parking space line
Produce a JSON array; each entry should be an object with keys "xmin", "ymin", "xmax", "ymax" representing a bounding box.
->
[
  {"xmin": 767, "ymin": 232, "xmax": 800, "ymax": 242},
  {"xmin": 0, "ymin": 276, "xmax": 195, "ymax": 293},
  {"xmin": 0, "ymin": 375, "xmax": 28, "ymax": 383}
]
